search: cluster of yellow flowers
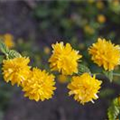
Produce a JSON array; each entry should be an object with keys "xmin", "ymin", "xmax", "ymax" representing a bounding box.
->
[
  {"xmin": 2, "ymin": 57, "xmax": 56, "ymax": 102},
  {"xmin": 1, "ymin": 37, "xmax": 120, "ymax": 105},
  {"xmin": 49, "ymin": 42, "xmax": 102, "ymax": 104}
]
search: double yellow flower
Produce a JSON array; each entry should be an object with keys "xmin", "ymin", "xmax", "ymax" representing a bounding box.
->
[{"xmin": 2, "ymin": 38, "xmax": 120, "ymax": 105}]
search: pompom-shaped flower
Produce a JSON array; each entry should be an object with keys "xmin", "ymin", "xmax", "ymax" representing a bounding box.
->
[
  {"xmin": 22, "ymin": 68, "xmax": 56, "ymax": 101},
  {"xmin": 88, "ymin": 38, "xmax": 120, "ymax": 71},
  {"xmin": 2, "ymin": 57, "xmax": 31, "ymax": 86},
  {"xmin": 49, "ymin": 42, "xmax": 82, "ymax": 75},
  {"xmin": 67, "ymin": 73, "xmax": 102, "ymax": 105}
]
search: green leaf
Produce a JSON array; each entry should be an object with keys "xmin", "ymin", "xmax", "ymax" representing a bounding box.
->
[
  {"xmin": 0, "ymin": 40, "xmax": 9, "ymax": 54},
  {"xmin": 103, "ymin": 70, "xmax": 113, "ymax": 82},
  {"xmin": 7, "ymin": 50, "xmax": 21, "ymax": 59},
  {"xmin": 108, "ymin": 97, "xmax": 120, "ymax": 120},
  {"xmin": 78, "ymin": 64, "xmax": 91, "ymax": 74},
  {"xmin": 0, "ymin": 55, "xmax": 4, "ymax": 64}
]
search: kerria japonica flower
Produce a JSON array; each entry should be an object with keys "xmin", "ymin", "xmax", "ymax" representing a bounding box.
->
[
  {"xmin": 67, "ymin": 73, "xmax": 102, "ymax": 105},
  {"xmin": 88, "ymin": 38, "xmax": 120, "ymax": 71},
  {"xmin": 49, "ymin": 42, "xmax": 82, "ymax": 75},
  {"xmin": 22, "ymin": 68, "xmax": 56, "ymax": 101},
  {"xmin": 2, "ymin": 57, "xmax": 31, "ymax": 86}
]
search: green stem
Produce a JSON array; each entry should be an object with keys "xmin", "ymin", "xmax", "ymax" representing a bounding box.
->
[
  {"xmin": 93, "ymin": 72, "xmax": 120, "ymax": 77},
  {"xmin": 113, "ymin": 73, "xmax": 120, "ymax": 77},
  {"xmin": 6, "ymin": 53, "xmax": 9, "ymax": 60},
  {"xmin": 93, "ymin": 73, "xmax": 100, "ymax": 75}
]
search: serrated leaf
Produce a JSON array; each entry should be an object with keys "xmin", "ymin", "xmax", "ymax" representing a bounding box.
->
[
  {"xmin": 0, "ymin": 40, "xmax": 9, "ymax": 54},
  {"xmin": 108, "ymin": 106, "xmax": 118, "ymax": 120},
  {"xmin": 108, "ymin": 97, "xmax": 120, "ymax": 120},
  {"xmin": 8, "ymin": 50, "xmax": 21, "ymax": 59},
  {"xmin": 103, "ymin": 70, "xmax": 113, "ymax": 82},
  {"xmin": 78, "ymin": 64, "xmax": 91, "ymax": 74}
]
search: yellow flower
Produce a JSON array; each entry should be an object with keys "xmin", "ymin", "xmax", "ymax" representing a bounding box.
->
[
  {"xmin": 22, "ymin": 68, "xmax": 56, "ymax": 101},
  {"xmin": 58, "ymin": 75, "xmax": 68, "ymax": 84},
  {"xmin": 49, "ymin": 42, "xmax": 82, "ymax": 75},
  {"xmin": 84, "ymin": 25, "xmax": 95, "ymax": 35},
  {"xmin": 88, "ymin": 38, "xmax": 120, "ymax": 71},
  {"xmin": 44, "ymin": 46, "xmax": 50, "ymax": 54},
  {"xmin": 0, "ymin": 34, "xmax": 15, "ymax": 48},
  {"xmin": 97, "ymin": 14, "xmax": 106, "ymax": 23},
  {"xmin": 2, "ymin": 57, "xmax": 31, "ymax": 86},
  {"xmin": 67, "ymin": 73, "xmax": 102, "ymax": 105}
]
